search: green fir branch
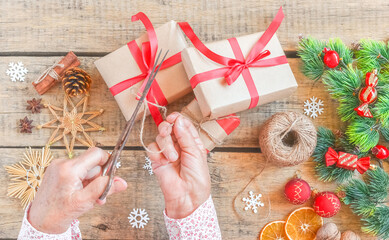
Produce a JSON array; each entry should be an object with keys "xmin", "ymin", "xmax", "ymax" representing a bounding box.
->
[
  {"xmin": 374, "ymin": 93, "xmax": 389, "ymax": 127},
  {"xmin": 313, "ymin": 127, "xmax": 354, "ymax": 182},
  {"xmin": 327, "ymin": 38, "xmax": 353, "ymax": 66},
  {"xmin": 342, "ymin": 179, "xmax": 370, "ymax": 205},
  {"xmin": 346, "ymin": 118, "xmax": 380, "ymax": 152},
  {"xmin": 341, "ymin": 168, "xmax": 389, "ymax": 239},
  {"xmin": 381, "ymin": 125, "xmax": 389, "ymax": 143},
  {"xmin": 297, "ymin": 36, "xmax": 326, "ymax": 81},
  {"xmin": 366, "ymin": 167, "xmax": 389, "ymax": 202},
  {"xmin": 362, "ymin": 206, "xmax": 389, "ymax": 238},
  {"xmin": 356, "ymin": 39, "xmax": 389, "ymax": 74},
  {"xmin": 322, "ymin": 67, "xmax": 362, "ymax": 121}
]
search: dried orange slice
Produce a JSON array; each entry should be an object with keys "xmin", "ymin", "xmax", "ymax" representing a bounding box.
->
[
  {"xmin": 259, "ymin": 220, "xmax": 288, "ymax": 240},
  {"xmin": 285, "ymin": 207, "xmax": 323, "ymax": 240}
]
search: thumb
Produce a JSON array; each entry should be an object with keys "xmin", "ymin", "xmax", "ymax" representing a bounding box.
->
[{"xmin": 75, "ymin": 176, "xmax": 127, "ymax": 207}]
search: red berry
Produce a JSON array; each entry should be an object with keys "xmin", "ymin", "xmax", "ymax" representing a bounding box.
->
[
  {"xmin": 284, "ymin": 178, "xmax": 311, "ymax": 205},
  {"xmin": 372, "ymin": 145, "xmax": 389, "ymax": 159},
  {"xmin": 323, "ymin": 48, "xmax": 340, "ymax": 68},
  {"xmin": 313, "ymin": 191, "xmax": 341, "ymax": 218}
]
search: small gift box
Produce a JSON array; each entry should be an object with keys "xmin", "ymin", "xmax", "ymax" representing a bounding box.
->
[
  {"xmin": 179, "ymin": 7, "xmax": 297, "ymax": 118},
  {"xmin": 95, "ymin": 13, "xmax": 191, "ymax": 125},
  {"xmin": 181, "ymin": 99, "xmax": 240, "ymax": 152}
]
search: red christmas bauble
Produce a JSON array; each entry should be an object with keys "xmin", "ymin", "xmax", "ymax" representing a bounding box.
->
[
  {"xmin": 359, "ymin": 86, "xmax": 377, "ymax": 104},
  {"xmin": 372, "ymin": 145, "xmax": 389, "ymax": 159},
  {"xmin": 284, "ymin": 178, "xmax": 311, "ymax": 205},
  {"xmin": 323, "ymin": 48, "xmax": 340, "ymax": 68},
  {"xmin": 313, "ymin": 191, "xmax": 341, "ymax": 218}
]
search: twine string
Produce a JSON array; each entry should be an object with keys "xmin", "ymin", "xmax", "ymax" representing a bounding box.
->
[
  {"xmin": 181, "ymin": 105, "xmax": 239, "ymax": 146},
  {"xmin": 279, "ymin": 117, "xmax": 300, "ymax": 140},
  {"xmin": 34, "ymin": 63, "xmax": 65, "ymax": 84},
  {"xmin": 132, "ymin": 88, "xmax": 167, "ymax": 154},
  {"xmin": 259, "ymin": 112, "xmax": 317, "ymax": 167},
  {"xmin": 233, "ymin": 112, "xmax": 316, "ymax": 220},
  {"xmin": 232, "ymin": 158, "xmax": 272, "ymax": 221}
]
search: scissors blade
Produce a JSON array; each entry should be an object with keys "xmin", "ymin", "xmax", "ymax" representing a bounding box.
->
[{"xmin": 99, "ymin": 49, "xmax": 169, "ymax": 201}]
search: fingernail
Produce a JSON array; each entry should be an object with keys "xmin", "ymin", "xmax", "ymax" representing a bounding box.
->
[
  {"xmin": 177, "ymin": 116, "xmax": 185, "ymax": 128},
  {"xmin": 168, "ymin": 151, "xmax": 178, "ymax": 161},
  {"xmin": 162, "ymin": 126, "xmax": 169, "ymax": 136}
]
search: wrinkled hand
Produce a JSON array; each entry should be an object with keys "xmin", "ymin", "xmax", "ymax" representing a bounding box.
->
[
  {"xmin": 148, "ymin": 113, "xmax": 211, "ymax": 219},
  {"xmin": 28, "ymin": 147, "xmax": 127, "ymax": 234}
]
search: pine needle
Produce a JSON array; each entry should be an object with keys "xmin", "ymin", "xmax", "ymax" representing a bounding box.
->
[
  {"xmin": 346, "ymin": 118, "xmax": 380, "ymax": 152},
  {"xmin": 356, "ymin": 39, "xmax": 389, "ymax": 73},
  {"xmin": 297, "ymin": 36, "xmax": 326, "ymax": 81}
]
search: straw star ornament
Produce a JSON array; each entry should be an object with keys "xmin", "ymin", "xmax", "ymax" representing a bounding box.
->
[
  {"xmin": 37, "ymin": 94, "xmax": 105, "ymax": 158},
  {"xmin": 4, "ymin": 147, "xmax": 53, "ymax": 209}
]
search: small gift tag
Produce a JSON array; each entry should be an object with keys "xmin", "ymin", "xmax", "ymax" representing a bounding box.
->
[{"xmin": 33, "ymin": 51, "xmax": 80, "ymax": 95}]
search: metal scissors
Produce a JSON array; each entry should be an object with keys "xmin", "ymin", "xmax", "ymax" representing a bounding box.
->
[{"xmin": 99, "ymin": 49, "xmax": 169, "ymax": 200}]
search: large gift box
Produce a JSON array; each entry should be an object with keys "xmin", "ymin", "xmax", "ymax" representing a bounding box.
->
[
  {"xmin": 95, "ymin": 13, "xmax": 191, "ymax": 125},
  {"xmin": 179, "ymin": 8, "xmax": 297, "ymax": 119},
  {"xmin": 181, "ymin": 99, "xmax": 240, "ymax": 152}
]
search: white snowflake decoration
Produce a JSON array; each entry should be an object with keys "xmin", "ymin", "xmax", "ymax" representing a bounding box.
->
[
  {"xmin": 143, "ymin": 156, "xmax": 153, "ymax": 175},
  {"xmin": 242, "ymin": 190, "xmax": 264, "ymax": 213},
  {"xmin": 304, "ymin": 96, "xmax": 324, "ymax": 119},
  {"xmin": 128, "ymin": 208, "xmax": 150, "ymax": 229},
  {"xmin": 6, "ymin": 62, "xmax": 28, "ymax": 82}
]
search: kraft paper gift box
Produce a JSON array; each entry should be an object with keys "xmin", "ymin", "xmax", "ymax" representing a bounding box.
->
[
  {"xmin": 95, "ymin": 13, "xmax": 191, "ymax": 124},
  {"xmin": 181, "ymin": 99, "xmax": 240, "ymax": 152},
  {"xmin": 180, "ymin": 8, "xmax": 298, "ymax": 119}
]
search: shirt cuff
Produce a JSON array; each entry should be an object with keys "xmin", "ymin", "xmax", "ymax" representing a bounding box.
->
[
  {"xmin": 18, "ymin": 204, "xmax": 82, "ymax": 240},
  {"xmin": 163, "ymin": 195, "xmax": 222, "ymax": 240}
]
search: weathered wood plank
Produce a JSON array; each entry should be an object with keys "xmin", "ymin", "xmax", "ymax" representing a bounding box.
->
[
  {"xmin": 0, "ymin": 149, "xmax": 376, "ymax": 239},
  {"xmin": 0, "ymin": 57, "xmax": 341, "ymax": 152},
  {"xmin": 1, "ymin": 0, "xmax": 389, "ymax": 53}
]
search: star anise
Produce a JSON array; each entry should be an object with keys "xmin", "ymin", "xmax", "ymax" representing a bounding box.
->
[
  {"xmin": 26, "ymin": 98, "xmax": 43, "ymax": 113},
  {"xmin": 19, "ymin": 116, "xmax": 34, "ymax": 133}
]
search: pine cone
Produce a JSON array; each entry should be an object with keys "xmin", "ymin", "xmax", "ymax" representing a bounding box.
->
[{"xmin": 62, "ymin": 67, "xmax": 91, "ymax": 97}]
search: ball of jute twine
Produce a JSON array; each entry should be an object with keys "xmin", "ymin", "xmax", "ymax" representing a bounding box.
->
[{"xmin": 259, "ymin": 111, "xmax": 317, "ymax": 167}]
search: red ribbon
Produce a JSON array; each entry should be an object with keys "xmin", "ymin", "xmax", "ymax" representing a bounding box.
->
[
  {"xmin": 178, "ymin": 7, "xmax": 288, "ymax": 109},
  {"xmin": 325, "ymin": 147, "xmax": 371, "ymax": 174},
  {"xmin": 109, "ymin": 12, "xmax": 182, "ymax": 126}
]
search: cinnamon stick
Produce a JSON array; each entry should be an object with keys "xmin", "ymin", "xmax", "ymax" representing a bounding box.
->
[{"xmin": 33, "ymin": 51, "xmax": 80, "ymax": 95}]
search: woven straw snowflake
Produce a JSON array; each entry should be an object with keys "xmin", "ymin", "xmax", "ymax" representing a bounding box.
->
[
  {"xmin": 4, "ymin": 147, "xmax": 54, "ymax": 209},
  {"xmin": 37, "ymin": 94, "xmax": 105, "ymax": 158}
]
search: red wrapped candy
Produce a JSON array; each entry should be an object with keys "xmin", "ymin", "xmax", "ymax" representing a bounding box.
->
[
  {"xmin": 354, "ymin": 69, "xmax": 378, "ymax": 118},
  {"xmin": 325, "ymin": 147, "xmax": 371, "ymax": 174}
]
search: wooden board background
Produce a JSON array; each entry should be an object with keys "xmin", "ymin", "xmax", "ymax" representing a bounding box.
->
[{"xmin": 1, "ymin": 0, "xmax": 387, "ymax": 239}]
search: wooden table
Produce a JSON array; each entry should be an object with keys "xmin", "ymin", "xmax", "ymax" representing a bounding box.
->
[{"xmin": 1, "ymin": 1, "xmax": 388, "ymax": 239}]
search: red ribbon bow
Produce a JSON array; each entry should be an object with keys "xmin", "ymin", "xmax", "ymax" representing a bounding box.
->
[
  {"xmin": 325, "ymin": 147, "xmax": 371, "ymax": 174},
  {"xmin": 178, "ymin": 7, "xmax": 288, "ymax": 109},
  {"xmin": 109, "ymin": 12, "xmax": 182, "ymax": 126}
]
